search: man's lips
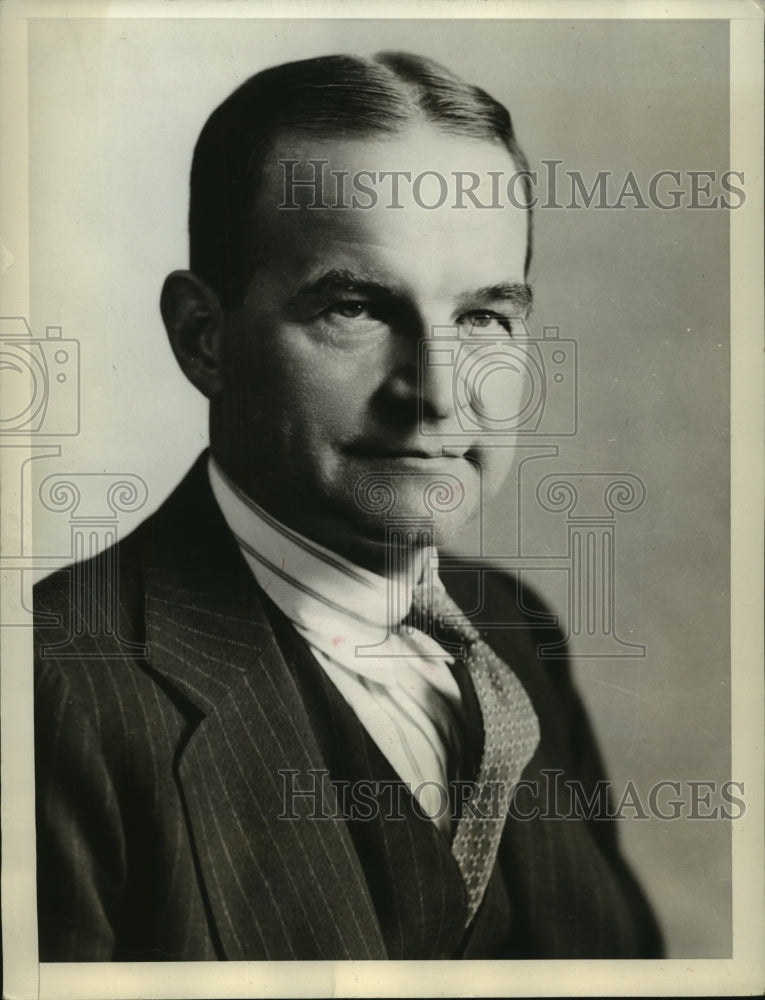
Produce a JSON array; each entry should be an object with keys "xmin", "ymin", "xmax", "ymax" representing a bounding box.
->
[{"xmin": 345, "ymin": 444, "xmax": 471, "ymax": 460}]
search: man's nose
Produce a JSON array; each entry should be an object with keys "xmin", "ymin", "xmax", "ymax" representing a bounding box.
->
[{"xmin": 384, "ymin": 324, "xmax": 461, "ymax": 424}]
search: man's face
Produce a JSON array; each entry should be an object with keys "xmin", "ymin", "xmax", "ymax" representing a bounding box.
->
[{"xmin": 214, "ymin": 126, "xmax": 530, "ymax": 571}]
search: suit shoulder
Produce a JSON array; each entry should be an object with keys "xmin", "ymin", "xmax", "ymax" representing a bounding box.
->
[
  {"xmin": 35, "ymin": 519, "xmax": 145, "ymax": 609},
  {"xmin": 442, "ymin": 559, "xmax": 566, "ymax": 649},
  {"xmin": 34, "ymin": 514, "xmax": 151, "ymax": 652}
]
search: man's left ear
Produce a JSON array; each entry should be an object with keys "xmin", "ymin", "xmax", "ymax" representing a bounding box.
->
[{"xmin": 160, "ymin": 270, "xmax": 225, "ymax": 399}]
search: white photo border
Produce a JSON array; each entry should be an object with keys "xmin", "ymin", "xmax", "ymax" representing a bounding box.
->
[{"xmin": 1, "ymin": 1, "xmax": 762, "ymax": 997}]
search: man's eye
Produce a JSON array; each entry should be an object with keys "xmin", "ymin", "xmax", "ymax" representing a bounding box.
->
[
  {"xmin": 464, "ymin": 311, "xmax": 516, "ymax": 334},
  {"xmin": 327, "ymin": 301, "xmax": 373, "ymax": 320}
]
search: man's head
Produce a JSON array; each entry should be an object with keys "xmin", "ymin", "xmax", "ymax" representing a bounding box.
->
[{"xmin": 161, "ymin": 52, "xmax": 534, "ymax": 573}]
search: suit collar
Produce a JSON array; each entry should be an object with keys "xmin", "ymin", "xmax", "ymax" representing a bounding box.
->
[
  {"xmin": 141, "ymin": 451, "xmax": 285, "ymax": 713},
  {"xmin": 140, "ymin": 454, "xmax": 386, "ymax": 958}
]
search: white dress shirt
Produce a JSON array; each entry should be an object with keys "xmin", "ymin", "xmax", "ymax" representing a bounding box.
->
[{"xmin": 208, "ymin": 457, "xmax": 465, "ymax": 833}]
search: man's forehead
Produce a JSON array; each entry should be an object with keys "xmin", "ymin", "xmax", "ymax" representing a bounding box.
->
[
  {"xmin": 244, "ymin": 124, "xmax": 530, "ymax": 298},
  {"xmin": 267, "ymin": 124, "xmax": 518, "ymax": 165},
  {"xmin": 256, "ymin": 124, "xmax": 524, "ymax": 212}
]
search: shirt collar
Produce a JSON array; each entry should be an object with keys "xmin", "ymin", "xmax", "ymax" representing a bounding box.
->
[{"xmin": 207, "ymin": 456, "xmax": 439, "ymax": 632}]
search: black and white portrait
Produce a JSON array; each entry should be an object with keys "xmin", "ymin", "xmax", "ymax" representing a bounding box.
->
[{"xmin": 1, "ymin": 4, "xmax": 762, "ymax": 998}]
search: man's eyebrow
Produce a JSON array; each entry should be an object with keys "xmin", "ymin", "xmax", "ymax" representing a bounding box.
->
[
  {"xmin": 459, "ymin": 282, "xmax": 534, "ymax": 311},
  {"xmin": 287, "ymin": 272, "xmax": 533, "ymax": 313},
  {"xmin": 292, "ymin": 268, "xmax": 393, "ymax": 300}
]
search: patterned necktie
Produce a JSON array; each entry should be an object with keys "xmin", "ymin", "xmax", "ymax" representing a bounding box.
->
[{"xmin": 410, "ymin": 582, "xmax": 541, "ymax": 927}]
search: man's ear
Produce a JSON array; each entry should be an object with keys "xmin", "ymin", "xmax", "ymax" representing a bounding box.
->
[{"xmin": 160, "ymin": 271, "xmax": 225, "ymax": 399}]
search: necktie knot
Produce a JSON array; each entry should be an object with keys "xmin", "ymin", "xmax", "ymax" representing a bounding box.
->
[{"xmin": 410, "ymin": 582, "xmax": 481, "ymax": 645}]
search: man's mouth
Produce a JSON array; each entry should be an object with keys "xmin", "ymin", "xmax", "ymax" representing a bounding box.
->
[{"xmin": 347, "ymin": 444, "xmax": 470, "ymax": 461}]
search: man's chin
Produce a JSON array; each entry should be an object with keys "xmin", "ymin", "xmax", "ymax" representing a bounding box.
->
[
  {"xmin": 350, "ymin": 466, "xmax": 476, "ymax": 521},
  {"xmin": 278, "ymin": 473, "xmax": 480, "ymax": 571},
  {"xmin": 336, "ymin": 501, "xmax": 478, "ymax": 569}
]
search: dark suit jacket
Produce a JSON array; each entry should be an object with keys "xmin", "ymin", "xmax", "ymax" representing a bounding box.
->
[{"xmin": 34, "ymin": 453, "xmax": 662, "ymax": 961}]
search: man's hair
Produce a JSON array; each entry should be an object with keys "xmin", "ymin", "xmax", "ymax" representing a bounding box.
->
[{"xmin": 189, "ymin": 52, "xmax": 532, "ymax": 308}]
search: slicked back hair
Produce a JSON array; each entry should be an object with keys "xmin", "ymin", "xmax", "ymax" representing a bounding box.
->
[{"xmin": 189, "ymin": 52, "xmax": 532, "ymax": 308}]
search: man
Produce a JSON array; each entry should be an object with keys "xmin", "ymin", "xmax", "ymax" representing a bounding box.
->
[{"xmin": 34, "ymin": 52, "xmax": 662, "ymax": 961}]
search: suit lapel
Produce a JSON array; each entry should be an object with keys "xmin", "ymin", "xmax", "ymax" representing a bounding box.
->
[{"xmin": 141, "ymin": 455, "xmax": 385, "ymax": 959}]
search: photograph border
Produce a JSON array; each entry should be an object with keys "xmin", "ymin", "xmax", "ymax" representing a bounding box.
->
[{"xmin": 1, "ymin": 1, "xmax": 762, "ymax": 997}]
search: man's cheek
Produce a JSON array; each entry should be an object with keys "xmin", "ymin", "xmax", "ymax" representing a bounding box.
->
[{"xmin": 473, "ymin": 449, "xmax": 518, "ymax": 503}]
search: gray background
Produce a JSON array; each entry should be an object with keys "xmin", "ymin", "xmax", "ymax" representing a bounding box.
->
[{"xmin": 27, "ymin": 17, "xmax": 731, "ymax": 956}]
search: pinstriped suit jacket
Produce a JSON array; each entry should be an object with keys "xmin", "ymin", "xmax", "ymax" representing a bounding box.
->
[{"xmin": 34, "ymin": 453, "xmax": 662, "ymax": 961}]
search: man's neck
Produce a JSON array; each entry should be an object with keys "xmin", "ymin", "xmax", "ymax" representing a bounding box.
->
[
  {"xmin": 207, "ymin": 451, "xmax": 436, "ymax": 583},
  {"xmin": 207, "ymin": 455, "xmax": 442, "ymax": 630}
]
